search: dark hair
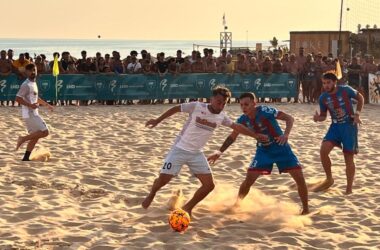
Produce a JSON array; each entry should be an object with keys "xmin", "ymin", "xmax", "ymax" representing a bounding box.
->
[
  {"xmin": 239, "ymin": 92, "xmax": 256, "ymax": 101},
  {"xmin": 323, "ymin": 72, "xmax": 338, "ymax": 81},
  {"xmin": 25, "ymin": 63, "xmax": 35, "ymax": 71},
  {"xmin": 212, "ymin": 86, "xmax": 231, "ymax": 99}
]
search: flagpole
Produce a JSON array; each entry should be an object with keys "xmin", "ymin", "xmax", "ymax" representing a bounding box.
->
[{"xmin": 55, "ymin": 75, "xmax": 58, "ymax": 104}]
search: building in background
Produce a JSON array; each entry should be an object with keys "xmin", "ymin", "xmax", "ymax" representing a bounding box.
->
[{"xmin": 290, "ymin": 31, "xmax": 351, "ymax": 58}]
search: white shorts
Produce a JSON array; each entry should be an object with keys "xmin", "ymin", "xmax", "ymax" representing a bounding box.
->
[
  {"xmin": 160, "ymin": 146, "xmax": 212, "ymax": 176},
  {"xmin": 24, "ymin": 115, "xmax": 48, "ymax": 133}
]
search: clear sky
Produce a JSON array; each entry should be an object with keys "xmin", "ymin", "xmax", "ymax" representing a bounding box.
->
[{"xmin": 1, "ymin": 0, "xmax": 378, "ymax": 41}]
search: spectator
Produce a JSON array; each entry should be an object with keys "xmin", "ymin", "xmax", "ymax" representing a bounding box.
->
[
  {"xmin": 35, "ymin": 55, "xmax": 48, "ymax": 74},
  {"xmin": 179, "ymin": 56, "xmax": 192, "ymax": 73},
  {"xmin": 347, "ymin": 57, "xmax": 362, "ymax": 91},
  {"xmin": 12, "ymin": 53, "xmax": 30, "ymax": 78},
  {"xmin": 191, "ymin": 53, "xmax": 205, "ymax": 73},
  {"xmin": 127, "ymin": 56, "xmax": 142, "ymax": 74},
  {"xmin": 0, "ymin": 50, "xmax": 12, "ymax": 77}
]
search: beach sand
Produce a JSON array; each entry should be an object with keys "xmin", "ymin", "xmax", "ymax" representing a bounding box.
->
[{"xmin": 0, "ymin": 103, "xmax": 379, "ymax": 249}]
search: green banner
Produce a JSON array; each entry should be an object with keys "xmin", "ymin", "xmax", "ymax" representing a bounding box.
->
[{"xmin": 0, "ymin": 73, "xmax": 298, "ymax": 101}]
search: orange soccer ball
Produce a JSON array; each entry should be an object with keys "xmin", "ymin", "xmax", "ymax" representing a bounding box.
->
[{"xmin": 168, "ymin": 208, "xmax": 191, "ymax": 232}]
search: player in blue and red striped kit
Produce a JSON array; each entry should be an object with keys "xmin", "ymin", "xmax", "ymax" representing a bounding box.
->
[
  {"xmin": 208, "ymin": 92, "xmax": 309, "ymax": 215},
  {"xmin": 313, "ymin": 72, "xmax": 364, "ymax": 194}
]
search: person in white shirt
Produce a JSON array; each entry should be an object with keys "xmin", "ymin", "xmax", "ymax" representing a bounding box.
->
[
  {"xmin": 142, "ymin": 87, "xmax": 269, "ymax": 216},
  {"xmin": 126, "ymin": 56, "xmax": 142, "ymax": 74},
  {"xmin": 15, "ymin": 63, "xmax": 53, "ymax": 161}
]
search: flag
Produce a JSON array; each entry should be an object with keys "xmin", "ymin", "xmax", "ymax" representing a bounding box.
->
[
  {"xmin": 52, "ymin": 55, "xmax": 59, "ymax": 77},
  {"xmin": 336, "ymin": 60, "xmax": 342, "ymax": 80}
]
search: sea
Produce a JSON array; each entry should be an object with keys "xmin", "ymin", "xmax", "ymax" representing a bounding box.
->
[{"xmin": 0, "ymin": 38, "xmax": 274, "ymax": 60}]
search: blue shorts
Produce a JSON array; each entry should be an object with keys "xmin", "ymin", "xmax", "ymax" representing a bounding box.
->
[
  {"xmin": 248, "ymin": 143, "xmax": 301, "ymax": 175},
  {"xmin": 324, "ymin": 122, "xmax": 359, "ymax": 154}
]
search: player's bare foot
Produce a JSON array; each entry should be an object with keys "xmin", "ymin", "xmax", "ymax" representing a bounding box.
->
[
  {"xmin": 345, "ymin": 188, "xmax": 353, "ymax": 195},
  {"xmin": 312, "ymin": 178, "xmax": 334, "ymax": 192},
  {"xmin": 301, "ymin": 208, "xmax": 310, "ymax": 215},
  {"xmin": 182, "ymin": 207, "xmax": 192, "ymax": 218},
  {"xmin": 141, "ymin": 195, "xmax": 154, "ymax": 209},
  {"xmin": 16, "ymin": 136, "xmax": 24, "ymax": 150}
]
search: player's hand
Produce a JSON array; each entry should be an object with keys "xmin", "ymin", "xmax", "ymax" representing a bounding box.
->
[
  {"xmin": 29, "ymin": 103, "xmax": 39, "ymax": 109},
  {"xmin": 207, "ymin": 153, "xmax": 221, "ymax": 164},
  {"xmin": 313, "ymin": 111, "xmax": 320, "ymax": 122},
  {"xmin": 47, "ymin": 104, "xmax": 54, "ymax": 112},
  {"xmin": 255, "ymin": 133, "xmax": 269, "ymax": 142},
  {"xmin": 145, "ymin": 119, "xmax": 159, "ymax": 128},
  {"xmin": 275, "ymin": 134, "xmax": 288, "ymax": 145},
  {"xmin": 353, "ymin": 114, "xmax": 362, "ymax": 125}
]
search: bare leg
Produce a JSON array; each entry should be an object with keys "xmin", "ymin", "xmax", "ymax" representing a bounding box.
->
[
  {"xmin": 26, "ymin": 139, "xmax": 39, "ymax": 152},
  {"xmin": 288, "ymin": 169, "xmax": 309, "ymax": 215},
  {"xmin": 343, "ymin": 153, "xmax": 355, "ymax": 194},
  {"xmin": 313, "ymin": 141, "xmax": 335, "ymax": 192},
  {"xmin": 237, "ymin": 171, "xmax": 261, "ymax": 203},
  {"xmin": 182, "ymin": 174, "xmax": 215, "ymax": 216},
  {"xmin": 16, "ymin": 130, "xmax": 49, "ymax": 150},
  {"xmin": 142, "ymin": 173, "xmax": 173, "ymax": 209}
]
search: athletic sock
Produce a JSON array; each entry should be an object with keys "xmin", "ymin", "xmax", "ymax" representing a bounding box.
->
[{"xmin": 22, "ymin": 151, "xmax": 31, "ymax": 161}]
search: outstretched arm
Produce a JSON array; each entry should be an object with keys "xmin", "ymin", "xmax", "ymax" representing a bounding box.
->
[
  {"xmin": 38, "ymin": 97, "xmax": 54, "ymax": 111},
  {"xmin": 145, "ymin": 105, "xmax": 181, "ymax": 128},
  {"xmin": 207, "ymin": 130, "xmax": 239, "ymax": 164},
  {"xmin": 230, "ymin": 123, "xmax": 268, "ymax": 141}
]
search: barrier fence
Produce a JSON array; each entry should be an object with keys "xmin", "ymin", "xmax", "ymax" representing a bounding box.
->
[{"xmin": 0, "ymin": 73, "xmax": 298, "ymax": 101}]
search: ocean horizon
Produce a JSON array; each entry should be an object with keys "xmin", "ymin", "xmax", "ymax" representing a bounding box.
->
[{"xmin": 0, "ymin": 38, "xmax": 278, "ymax": 60}]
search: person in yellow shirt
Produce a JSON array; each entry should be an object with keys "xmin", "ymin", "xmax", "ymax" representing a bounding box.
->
[{"xmin": 12, "ymin": 53, "xmax": 30, "ymax": 78}]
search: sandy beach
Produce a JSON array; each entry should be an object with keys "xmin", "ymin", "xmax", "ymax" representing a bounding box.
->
[{"xmin": 0, "ymin": 103, "xmax": 379, "ymax": 249}]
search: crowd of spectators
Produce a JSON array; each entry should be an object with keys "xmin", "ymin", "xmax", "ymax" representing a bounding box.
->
[{"xmin": 1, "ymin": 47, "xmax": 379, "ymax": 106}]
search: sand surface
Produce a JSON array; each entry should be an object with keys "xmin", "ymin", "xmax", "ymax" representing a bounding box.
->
[{"xmin": 0, "ymin": 103, "xmax": 379, "ymax": 249}]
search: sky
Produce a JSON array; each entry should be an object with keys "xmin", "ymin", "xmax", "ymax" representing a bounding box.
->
[{"xmin": 1, "ymin": 0, "xmax": 378, "ymax": 41}]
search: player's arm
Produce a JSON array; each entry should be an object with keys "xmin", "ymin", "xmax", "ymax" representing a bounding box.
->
[
  {"xmin": 314, "ymin": 97, "xmax": 328, "ymax": 122},
  {"xmin": 145, "ymin": 105, "xmax": 181, "ymax": 128},
  {"xmin": 230, "ymin": 123, "xmax": 268, "ymax": 141},
  {"xmin": 15, "ymin": 96, "xmax": 38, "ymax": 109},
  {"xmin": 207, "ymin": 130, "xmax": 239, "ymax": 164},
  {"xmin": 275, "ymin": 111, "xmax": 294, "ymax": 145},
  {"xmin": 353, "ymin": 91, "xmax": 364, "ymax": 125},
  {"xmin": 313, "ymin": 110, "xmax": 327, "ymax": 122},
  {"xmin": 37, "ymin": 97, "xmax": 54, "ymax": 111}
]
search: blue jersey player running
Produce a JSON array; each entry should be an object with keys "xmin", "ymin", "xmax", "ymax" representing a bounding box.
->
[
  {"xmin": 208, "ymin": 92, "xmax": 309, "ymax": 215},
  {"xmin": 313, "ymin": 72, "xmax": 364, "ymax": 194}
]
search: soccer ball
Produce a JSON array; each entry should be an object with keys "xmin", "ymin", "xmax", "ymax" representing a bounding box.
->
[{"xmin": 168, "ymin": 208, "xmax": 191, "ymax": 232}]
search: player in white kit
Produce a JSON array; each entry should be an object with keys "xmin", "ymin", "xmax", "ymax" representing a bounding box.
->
[
  {"xmin": 142, "ymin": 87, "xmax": 269, "ymax": 216},
  {"xmin": 15, "ymin": 63, "xmax": 53, "ymax": 161}
]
